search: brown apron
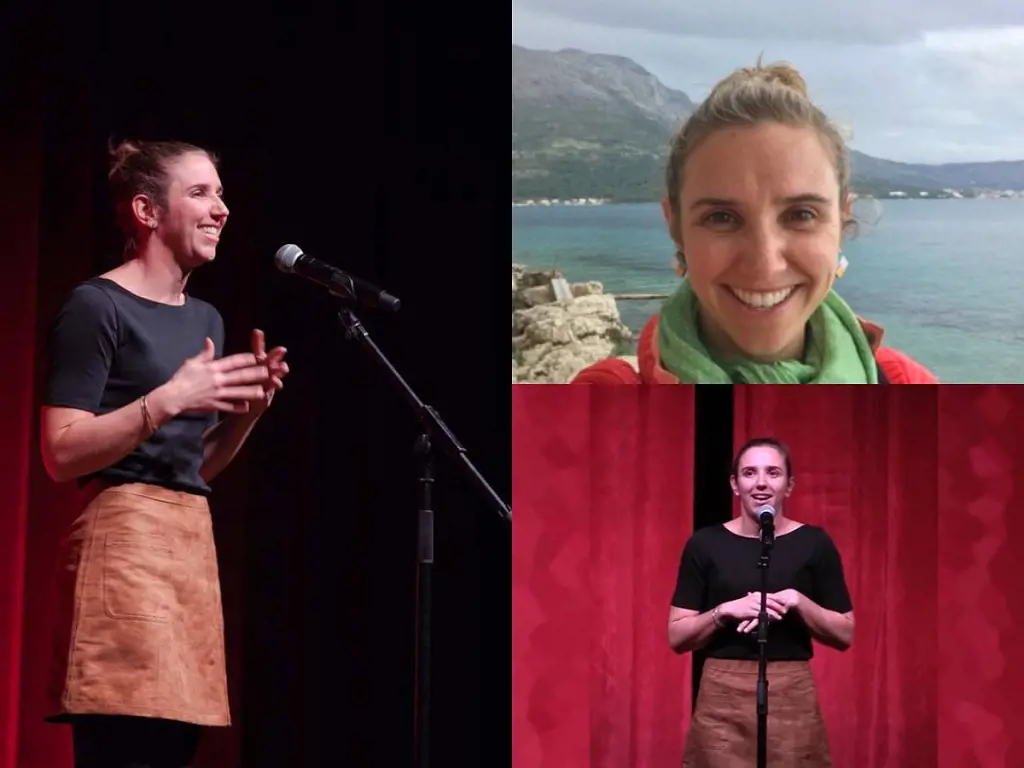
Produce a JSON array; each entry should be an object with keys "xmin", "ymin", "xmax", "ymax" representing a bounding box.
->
[
  {"xmin": 683, "ymin": 659, "xmax": 831, "ymax": 768},
  {"xmin": 46, "ymin": 482, "xmax": 230, "ymax": 727}
]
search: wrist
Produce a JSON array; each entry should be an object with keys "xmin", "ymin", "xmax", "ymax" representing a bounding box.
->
[
  {"xmin": 235, "ymin": 408, "xmax": 262, "ymax": 426},
  {"xmin": 712, "ymin": 603, "xmax": 730, "ymax": 626},
  {"xmin": 791, "ymin": 592, "xmax": 808, "ymax": 616},
  {"xmin": 147, "ymin": 384, "xmax": 182, "ymax": 423}
]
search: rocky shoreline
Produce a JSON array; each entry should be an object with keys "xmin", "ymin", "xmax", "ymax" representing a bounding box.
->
[{"xmin": 512, "ymin": 264, "xmax": 634, "ymax": 384}]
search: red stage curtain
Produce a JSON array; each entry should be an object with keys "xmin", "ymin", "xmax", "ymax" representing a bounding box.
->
[
  {"xmin": 937, "ymin": 386, "xmax": 1024, "ymax": 767},
  {"xmin": 0, "ymin": 51, "xmax": 83, "ymax": 768},
  {"xmin": 512, "ymin": 387, "xmax": 696, "ymax": 768},
  {"xmin": 734, "ymin": 386, "xmax": 940, "ymax": 768}
]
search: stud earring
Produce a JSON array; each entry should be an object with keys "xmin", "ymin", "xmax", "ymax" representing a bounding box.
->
[{"xmin": 835, "ymin": 253, "xmax": 849, "ymax": 279}]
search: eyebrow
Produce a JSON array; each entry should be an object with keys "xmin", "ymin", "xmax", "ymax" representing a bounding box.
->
[{"xmin": 689, "ymin": 193, "xmax": 832, "ymax": 210}]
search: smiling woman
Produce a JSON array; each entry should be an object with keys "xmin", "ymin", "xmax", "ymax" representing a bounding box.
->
[
  {"xmin": 571, "ymin": 60, "xmax": 937, "ymax": 384},
  {"xmin": 670, "ymin": 437, "xmax": 854, "ymax": 766},
  {"xmin": 39, "ymin": 138, "xmax": 290, "ymax": 767}
]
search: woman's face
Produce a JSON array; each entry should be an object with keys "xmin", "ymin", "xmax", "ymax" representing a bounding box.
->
[
  {"xmin": 664, "ymin": 123, "xmax": 850, "ymax": 362},
  {"xmin": 140, "ymin": 152, "xmax": 229, "ymax": 269},
  {"xmin": 731, "ymin": 445, "xmax": 793, "ymax": 519}
]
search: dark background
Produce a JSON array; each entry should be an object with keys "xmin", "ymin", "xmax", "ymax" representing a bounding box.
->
[
  {"xmin": 1, "ymin": 2, "xmax": 507, "ymax": 766},
  {"xmin": 690, "ymin": 387, "xmax": 734, "ymax": 707}
]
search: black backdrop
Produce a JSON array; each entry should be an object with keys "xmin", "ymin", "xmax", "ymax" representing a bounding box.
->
[
  {"xmin": 1, "ymin": 2, "xmax": 508, "ymax": 766},
  {"xmin": 690, "ymin": 387, "xmax": 736, "ymax": 707}
]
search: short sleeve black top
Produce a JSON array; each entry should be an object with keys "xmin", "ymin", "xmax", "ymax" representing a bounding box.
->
[
  {"xmin": 671, "ymin": 523, "xmax": 853, "ymax": 661},
  {"xmin": 43, "ymin": 277, "xmax": 225, "ymax": 496}
]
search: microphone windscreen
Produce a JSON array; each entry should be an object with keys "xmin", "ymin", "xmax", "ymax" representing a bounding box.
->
[{"xmin": 274, "ymin": 244, "xmax": 303, "ymax": 272}]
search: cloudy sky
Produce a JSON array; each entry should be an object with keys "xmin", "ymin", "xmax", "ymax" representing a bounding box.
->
[{"xmin": 512, "ymin": 0, "xmax": 1024, "ymax": 164}]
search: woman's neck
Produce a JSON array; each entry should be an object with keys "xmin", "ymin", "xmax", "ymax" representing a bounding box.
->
[
  {"xmin": 732, "ymin": 510, "xmax": 788, "ymax": 537},
  {"xmin": 110, "ymin": 249, "xmax": 191, "ymax": 306}
]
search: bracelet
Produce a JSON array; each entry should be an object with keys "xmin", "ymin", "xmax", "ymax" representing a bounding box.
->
[
  {"xmin": 711, "ymin": 605, "xmax": 725, "ymax": 628},
  {"xmin": 140, "ymin": 395, "xmax": 157, "ymax": 436}
]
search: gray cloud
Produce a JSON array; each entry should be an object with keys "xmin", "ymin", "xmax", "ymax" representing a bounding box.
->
[
  {"xmin": 514, "ymin": 0, "xmax": 1024, "ymax": 45},
  {"xmin": 512, "ymin": 3, "xmax": 1024, "ymax": 163}
]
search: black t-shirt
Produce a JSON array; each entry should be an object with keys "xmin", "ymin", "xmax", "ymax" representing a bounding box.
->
[
  {"xmin": 671, "ymin": 523, "xmax": 853, "ymax": 661},
  {"xmin": 43, "ymin": 277, "xmax": 225, "ymax": 496}
]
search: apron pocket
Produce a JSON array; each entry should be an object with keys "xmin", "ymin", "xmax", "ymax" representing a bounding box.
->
[{"xmin": 102, "ymin": 533, "xmax": 175, "ymax": 622}]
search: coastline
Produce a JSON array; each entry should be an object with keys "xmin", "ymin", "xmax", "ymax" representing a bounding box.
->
[{"xmin": 513, "ymin": 191, "xmax": 1024, "ymax": 206}]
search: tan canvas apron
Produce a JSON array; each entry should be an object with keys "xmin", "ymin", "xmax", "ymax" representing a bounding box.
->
[
  {"xmin": 46, "ymin": 482, "xmax": 230, "ymax": 726},
  {"xmin": 683, "ymin": 659, "xmax": 831, "ymax": 768}
]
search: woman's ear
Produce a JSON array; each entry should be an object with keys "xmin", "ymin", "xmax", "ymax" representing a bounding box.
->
[{"xmin": 131, "ymin": 193, "xmax": 160, "ymax": 229}]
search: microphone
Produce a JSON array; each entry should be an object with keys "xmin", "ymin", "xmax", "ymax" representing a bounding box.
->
[
  {"xmin": 274, "ymin": 244, "xmax": 401, "ymax": 312},
  {"xmin": 756, "ymin": 504, "xmax": 776, "ymax": 546}
]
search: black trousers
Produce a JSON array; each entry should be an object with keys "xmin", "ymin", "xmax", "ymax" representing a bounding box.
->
[{"xmin": 71, "ymin": 714, "xmax": 202, "ymax": 768}]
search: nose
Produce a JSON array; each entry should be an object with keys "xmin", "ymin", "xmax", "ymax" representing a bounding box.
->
[
  {"xmin": 744, "ymin": 220, "xmax": 788, "ymax": 272},
  {"xmin": 212, "ymin": 196, "xmax": 230, "ymax": 220}
]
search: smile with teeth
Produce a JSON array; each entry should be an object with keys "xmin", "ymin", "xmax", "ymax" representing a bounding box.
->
[
  {"xmin": 731, "ymin": 286, "xmax": 796, "ymax": 310},
  {"xmin": 198, "ymin": 225, "xmax": 220, "ymax": 241}
]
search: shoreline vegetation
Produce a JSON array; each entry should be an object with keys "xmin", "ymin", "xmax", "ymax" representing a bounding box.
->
[{"xmin": 512, "ymin": 187, "xmax": 1024, "ymax": 207}]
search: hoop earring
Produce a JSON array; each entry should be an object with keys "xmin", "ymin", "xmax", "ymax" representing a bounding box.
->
[{"xmin": 835, "ymin": 253, "xmax": 849, "ymax": 279}]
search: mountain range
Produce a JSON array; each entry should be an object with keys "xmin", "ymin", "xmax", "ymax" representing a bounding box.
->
[{"xmin": 512, "ymin": 45, "xmax": 1024, "ymax": 202}]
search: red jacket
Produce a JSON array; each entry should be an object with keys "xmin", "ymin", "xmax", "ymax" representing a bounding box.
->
[{"xmin": 571, "ymin": 313, "xmax": 938, "ymax": 384}]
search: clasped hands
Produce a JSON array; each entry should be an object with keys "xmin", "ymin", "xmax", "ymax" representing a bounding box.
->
[{"xmin": 721, "ymin": 589, "xmax": 802, "ymax": 634}]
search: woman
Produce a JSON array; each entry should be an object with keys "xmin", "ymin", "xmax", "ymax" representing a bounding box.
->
[
  {"xmin": 40, "ymin": 139, "xmax": 289, "ymax": 767},
  {"xmin": 572, "ymin": 61, "xmax": 937, "ymax": 384},
  {"xmin": 668, "ymin": 438, "xmax": 854, "ymax": 767}
]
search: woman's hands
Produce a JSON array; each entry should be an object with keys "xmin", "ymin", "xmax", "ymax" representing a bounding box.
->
[
  {"xmin": 722, "ymin": 589, "xmax": 802, "ymax": 634},
  {"xmin": 149, "ymin": 330, "xmax": 290, "ymax": 423},
  {"xmin": 247, "ymin": 329, "xmax": 289, "ymax": 416},
  {"xmin": 155, "ymin": 337, "xmax": 270, "ymax": 416}
]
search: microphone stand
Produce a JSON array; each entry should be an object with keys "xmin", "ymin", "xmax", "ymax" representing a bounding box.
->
[
  {"xmin": 334, "ymin": 301, "xmax": 512, "ymax": 768},
  {"xmin": 756, "ymin": 516, "xmax": 774, "ymax": 768}
]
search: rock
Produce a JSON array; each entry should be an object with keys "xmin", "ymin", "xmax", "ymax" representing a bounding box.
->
[
  {"xmin": 571, "ymin": 281, "xmax": 603, "ymax": 298},
  {"xmin": 517, "ymin": 267, "xmax": 563, "ymax": 289},
  {"xmin": 512, "ymin": 265, "xmax": 633, "ymax": 384},
  {"xmin": 514, "ymin": 284, "xmax": 555, "ymax": 309}
]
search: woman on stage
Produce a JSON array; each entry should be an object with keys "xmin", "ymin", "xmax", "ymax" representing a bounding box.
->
[
  {"xmin": 40, "ymin": 139, "xmax": 289, "ymax": 767},
  {"xmin": 668, "ymin": 438, "xmax": 854, "ymax": 767}
]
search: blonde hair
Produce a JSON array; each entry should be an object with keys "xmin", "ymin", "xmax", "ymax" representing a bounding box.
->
[{"xmin": 665, "ymin": 59, "xmax": 852, "ymax": 240}]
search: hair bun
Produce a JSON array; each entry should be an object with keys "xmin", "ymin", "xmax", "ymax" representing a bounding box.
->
[
  {"xmin": 757, "ymin": 62, "xmax": 808, "ymax": 98},
  {"xmin": 107, "ymin": 139, "xmax": 143, "ymax": 178}
]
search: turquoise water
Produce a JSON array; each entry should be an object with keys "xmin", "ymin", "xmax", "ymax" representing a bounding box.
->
[{"xmin": 511, "ymin": 200, "xmax": 1024, "ymax": 383}]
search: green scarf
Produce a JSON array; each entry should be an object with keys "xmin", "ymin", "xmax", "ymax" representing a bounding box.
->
[{"xmin": 655, "ymin": 280, "xmax": 878, "ymax": 383}]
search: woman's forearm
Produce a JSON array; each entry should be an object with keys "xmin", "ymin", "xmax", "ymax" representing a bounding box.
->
[
  {"xmin": 42, "ymin": 387, "xmax": 178, "ymax": 483},
  {"xmin": 795, "ymin": 595, "xmax": 854, "ymax": 651},
  {"xmin": 669, "ymin": 607, "xmax": 724, "ymax": 654},
  {"xmin": 200, "ymin": 412, "xmax": 260, "ymax": 483}
]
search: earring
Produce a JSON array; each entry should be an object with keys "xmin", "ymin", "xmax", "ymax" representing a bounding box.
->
[
  {"xmin": 673, "ymin": 249, "xmax": 687, "ymax": 278},
  {"xmin": 835, "ymin": 253, "xmax": 849, "ymax": 278}
]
